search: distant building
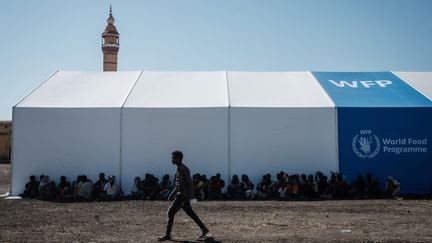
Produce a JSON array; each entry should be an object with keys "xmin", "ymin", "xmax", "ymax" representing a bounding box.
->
[
  {"xmin": 102, "ymin": 5, "xmax": 119, "ymax": 72},
  {"xmin": 0, "ymin": 121, "xmax": 11, "ymax": 163}
]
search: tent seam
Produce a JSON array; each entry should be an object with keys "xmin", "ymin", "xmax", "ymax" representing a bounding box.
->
[
  {"xmin": 15, "ymin": 70, "xmax": 59, "ymax": 107},
  {"xmin": 225, "ymin": 71, "xmax": 231, "ymax": 182},
  {"xmin": 309, "ymin": 71, "xmax": 339, "ymax": 173},
  {"xmin": 118, "ymin": 70, "xmax": 144, "ymax": 189}
]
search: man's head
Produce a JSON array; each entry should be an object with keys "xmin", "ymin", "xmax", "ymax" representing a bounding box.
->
[
  {"xmin": 171, "ymin": 150, "xmax": 183, "ymax": 165},
  {"xmin": 29, "ymin": 175, "xmax": 36, "ymax": 182},
  {"xmin": 99, "ymin": 173, "xmax": 105, "ymax": 180},
  {"xmin": 60, "ymin": 176, "xmax": 66, "ymax": 182}
]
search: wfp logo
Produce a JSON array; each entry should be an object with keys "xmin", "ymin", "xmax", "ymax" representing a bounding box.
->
[
  {"xmin": 352, "ymin": 130, "xmax": 381, "ymax": 159},
  {"xmin": 329, "ymin": 80, "xmax": 392, "ymax": 88}
]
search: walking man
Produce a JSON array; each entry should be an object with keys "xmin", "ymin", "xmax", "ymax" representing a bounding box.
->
[{"xmin": 158, "ymin": 151, "xmax": 209, "ymax": 241}]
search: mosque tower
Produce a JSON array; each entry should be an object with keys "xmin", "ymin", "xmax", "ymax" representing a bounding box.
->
[{"xmin": 102, "ymin": 5, "xmax": 119, "ymax": 71}]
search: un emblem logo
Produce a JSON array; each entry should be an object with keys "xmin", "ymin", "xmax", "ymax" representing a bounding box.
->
[{"xmin": 352, "ymin": 131, "xmax": 381, "ymax": 159}]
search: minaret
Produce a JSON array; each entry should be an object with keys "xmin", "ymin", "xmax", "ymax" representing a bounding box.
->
[{"xmin": 102, "ymin": 5, "xmax": 119, "ymax": 72}]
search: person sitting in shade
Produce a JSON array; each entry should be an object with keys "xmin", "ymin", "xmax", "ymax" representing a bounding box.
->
[
  {"xmin": 72, "ymin": 175, "xmax": 82, "ymax": 196},
  {"xmin": 287, "ymin": 175, "xmax": 299, "ymax": 199},
  {"xmin": 38, "ymin": 175, "xmax": 49, "ymax": 199},
  {"xmin": 349, "ymin": 174, "xmax": 366, "ymax": 199},
  {"xmin": 159, "ymin": 174, "xmax": 173, "ymax": 200},
  {"xmin": 200, "ymin": 174, "xmax": 210, "ymax": 199},
  {"xmin": 21, "ymin": 175, "xmax": 39, "ymax": 198},
  {"xmin": 78, "ymin": 175, "xmax": 94, "ymax": 200},
  {"xmin": 385, "ymin": 176, "xmax": 401, "ymax": 199},
  {"xmin": 226, "ymin": 174, "xmax": 242, "ymax": 199},
  {"xmin": 208, "ymin": 173, "xmax": 225, "ymax": 200},
  {"xmin": 256, "ymin": 174, "xmax": 273, "ymax": 199},
  {"xmin": 307, "ymin": 174, "xmax": 318, "ymax": 198},
  {"xmin": 240, "ymin": 174, "xmax": 255, "ymax": 199},
  {"xmin": 365, "ymin": 173, "xmax": 380, "ymax": 198},
  {"xmin": 58, "ymin": 176, "xmax": 72, "ymax": 198},
  {"xmin": 131, "ymin": 176, "xmax": 144, "ymax": 199},
  {"xmin": 94, "ymin": 173, "xmax": 108, "ymax": 199},
  {"xmin": 104, "ymin": 175, "xmax": 121, "ymax": 200},
  {"xmin": 274, "ymin": 172, "xmax": 287, "ymax": 199},
  {"xmin": 141, "ymin": 173, "xmax": 160, "ymax": 200},
  {"xmin": 193, "ymin": 174, "xmax": 205, "ymax": 201}
]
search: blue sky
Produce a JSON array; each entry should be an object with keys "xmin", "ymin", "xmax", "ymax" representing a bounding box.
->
[{"xmin": 1, "ymin": 0, "xmax": 432, "ymax": 120}]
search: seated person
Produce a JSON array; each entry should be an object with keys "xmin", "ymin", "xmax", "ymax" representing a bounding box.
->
[
  {"xmin": 298, "ymin": 174, "xmax": 308, "ymax": 196},
  {"xmin": 39, "ymin": 176, "xmax": 56, "ymax": 200},
  {"xmin": 72, "ymin": 175, "xmax": 83, "ymax": 196},
  {"xmin": 103, "ymin": 175, "xmax": 121, "ymax": 200},
  {"xmin": 274, "ymin": 172, "xmax": 287, "ymax": 199},
  {"xmin": 131, "ymin": 176, "xmax": 144, "ymax": 199},
  {"xmin": 226, "ymin": 175, "xmax": 242, "ymax": 199},
  {"xmin": 334, "ymin": 173, "xmax": 349, "ymax": 198},
  {"xmin": 58, "ymin": 176, "xmax": 73, "ymax": 198},
  {"xmin": 240, "ymin": 174, "xmax": 255, "ymax": 199},
  {"xmin": 39, "ymin": 175, "xmax": 51, "ymax": 200},
  {"xmin": 365, "ymin": 173, "xmax": 380, "ymax": 198},
  {"xmin": 159, "ymin": 174, "xmax": 173, "ymax": 200},
  {"xmin": 287, "ymin": 175, "xmax": 299, "ymax": 199},
  {"xmin": 385, "ymin": 176, "xmax": 401, "ymax": 199},
  {"xmin": 256, "ymin": 174, "xmax": 273, "ymax": 199},
  {"xmin": 201, "ymin": 174, "xmax": 210, "ymax": 199},
  {"xmin": 321, "ymin": 172, "xmax": 339, "ymax": 198},
  {"xmin": 349, "ymin": 174, "xmax": 366, "ymax": 198},
  {"xmin": 78, "ymin": 175, "xmax": 94, "ymax": 200},
  {"xmin": 21, "ymin": 175, "xmax": 39, "ymax": 198},
  {"xmin": 208, "ymin": 173, "xmax": 225, "ymax": 200},
  {"xmin": 193, "ymin": 174, "xmax": 205, "ymax": 201},
  {"xmin": 140, "ymin": 174, "xmax": 159, "ymax": 199},
  {"xmin": 94, "ymin": 173, "xmax": 108, "ymax": 199},
  {"xmin": 315, "ymin": 171, "xmax": 329, "ymax": 195},
  {"xmin": 307, "ymin": 174, "xmax": 318, "ymax": 197}
]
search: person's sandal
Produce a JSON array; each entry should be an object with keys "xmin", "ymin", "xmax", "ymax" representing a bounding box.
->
[
  {"xmin": 157, "ymin": 235, "xmax": 171, "ymax": 241},
  {"xmin": 197, "ymin": 228, "xmax": 210, "ymax": 240}
]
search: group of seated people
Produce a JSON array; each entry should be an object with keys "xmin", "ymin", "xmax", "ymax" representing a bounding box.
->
[
  {"xmin": 21, "ymin": 173, "xmax": 121, "ymax": 200},
  {"xmin": 21, "ymin": 171, "xmax": 402, "ymax": 201}
]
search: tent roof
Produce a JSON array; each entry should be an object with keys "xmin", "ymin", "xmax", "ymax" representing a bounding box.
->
[
  {"xmin": 228, "ymin": 72, "xmax": 334, "ymax": 107},
  {"xmin": 16, "ymin": 71, "xmax": 141, "ymax": 108},
  {"xmin": 123, "ymin": 71, "xmax": 229, "ymax": 108},
  {"xmin": 312, "ymin": 71, "xmax": 432, "ymax": 107},
  {"xmin": 394, "ymin": 72, "xmax": 432, "ymax": 101}
]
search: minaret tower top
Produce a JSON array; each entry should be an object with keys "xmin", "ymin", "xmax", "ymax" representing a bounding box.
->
[{"xmin": 102, "ymin": 5, "xmax": 119, "ymax": 72}]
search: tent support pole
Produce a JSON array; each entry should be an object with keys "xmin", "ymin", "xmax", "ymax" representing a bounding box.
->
[{"xmin": 225, "ymin": 71, "xmax": 231, "ymax": 182}]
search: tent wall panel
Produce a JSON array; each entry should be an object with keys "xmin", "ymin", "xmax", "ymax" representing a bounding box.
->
[
  {"xmin": 337, "ymin": 107, "xmax": 432, "ymax": 194},
  {"xmin": 121, "ymin": 108, "xmax": 229, "ymax": 195},
  {"xmin": 11, "ymin": 108, "xmax": 121, "ymax": 195},
  {"xmin": 229, "ymin": 107, "xmax": 338, "ymax": 183}
]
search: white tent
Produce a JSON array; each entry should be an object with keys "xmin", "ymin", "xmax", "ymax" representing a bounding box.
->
[
  {"xmin": 121, "ymin": 71, "xmax": 229, "ymax": 195},
  {"xmin": 394, "ymin": 72, "xmax": 432, "ymax": 100},
  {"xmin": 11, "ymin": 71, "xmax": 141, "ymax": 196},
  {"xmin": 227, "ymin": 72, "xmax": 338, "ymax": 183}
]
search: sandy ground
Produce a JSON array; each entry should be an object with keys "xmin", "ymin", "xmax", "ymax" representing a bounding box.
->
[{"xmin": 1, "ymin": 164, "xmax": 432, "ymax": 242}]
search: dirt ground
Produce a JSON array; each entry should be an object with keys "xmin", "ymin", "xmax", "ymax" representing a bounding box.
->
[{"xmin": 1, "ymin": 164, "xmax": 432, "ymax": 242}]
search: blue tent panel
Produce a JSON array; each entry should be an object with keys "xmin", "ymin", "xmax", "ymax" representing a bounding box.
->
[
  {"xmin": 312, "ymin": 72, "xmax": 432, "ymax": 107},
  {"xmin": 338, "ymin": 107, "xmax": 432, "ymax": 194}
]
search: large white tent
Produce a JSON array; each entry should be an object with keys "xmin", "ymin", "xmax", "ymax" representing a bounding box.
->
[
  {"xmin": 120, "ymin": 71, "xmax": 229, "ymax": 195},
  {"xmin": 11, "ymin": 71, "xmax": 141, "ymax": 196},
  {"xmin": 11, "ymin": 71, "xmax": 431, "ymax": 196},
  {"xmin": 227, "ymin": 72, "xmax": 338, "ymax": 183}
]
